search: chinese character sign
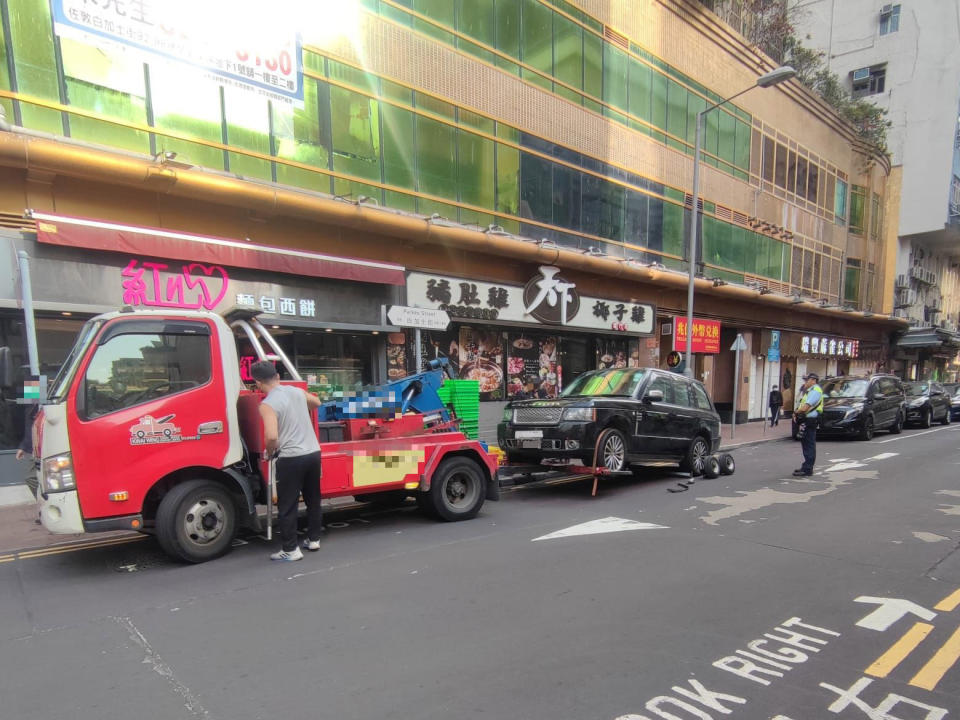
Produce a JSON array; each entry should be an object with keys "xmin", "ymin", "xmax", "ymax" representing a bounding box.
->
[
  {"xmin": 800, "ymin": 335, "xmax": 859, "ymax": 358},
  {"xmin": 673, "ymin": 317, "xmax": 721, "ymax": 354},
  {"xmin": 52, "ymin": 0, "xmax": 304, "ymax": 103},
  {"xmin": 122, "ymin": 259, "xmax": 229, "ymax": 310}
]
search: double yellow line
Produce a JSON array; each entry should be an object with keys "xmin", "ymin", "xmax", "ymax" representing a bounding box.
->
[
  {"xmin": 0, "ymin": 534, "xmax": 146, "ymax": 564},
  {"xmin": 865, "ymin": 587, "xmax": 960, "ymax": 691}
]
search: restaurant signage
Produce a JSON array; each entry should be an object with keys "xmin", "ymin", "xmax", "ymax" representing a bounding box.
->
[
  {"xmin": 672, "ymin": 317, "xmax": 722, "ymax": 354},
  {"xmin": 800, "ymin": 335, "xmax": 860, "ymax": 358},
  {"xmin": 406, "ymin": 267, "xmax": 655, "ymax": 335}
]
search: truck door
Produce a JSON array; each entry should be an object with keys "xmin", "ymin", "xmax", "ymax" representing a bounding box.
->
[{"xmin": 67, "ymin": 318, "xmax": 229, "ymax": 521}]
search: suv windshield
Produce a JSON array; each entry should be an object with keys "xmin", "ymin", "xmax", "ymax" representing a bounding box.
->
[
  {"xmin": 903, "ymin": 382, "xmax": 928, "ymax": 396},
  {"xmin": 821, "ymin": 378, "xmax": 869, "ymax": 398},
  {"xmin": 47, "ymin": 319, "xmax": 102, "ymax": 402},
  {"xmin": 562, "ymin": 369, "xmax": 648, "ymax": 397}
]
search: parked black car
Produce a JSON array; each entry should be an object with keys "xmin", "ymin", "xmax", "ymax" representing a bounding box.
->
[
  {"xmin": 903, "ymin": 381, "xmax": 952, "ymax": 427},
  {"xmin": 792, "ymin": 374, "xmax": 906, "ymax": 440},
  {"xmin": 947, "ymin": 383, "xmax": 960, "ymax": 421},
  {"xmin": 497, "ymin": 367, "xmax": 721, "ymax": 475}
]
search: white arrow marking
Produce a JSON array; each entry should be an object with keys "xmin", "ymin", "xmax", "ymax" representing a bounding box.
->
[
  {"xmin": 825, "ymin": 462, "xmax": 866, "ymax": 472},
  {"xmin": 532, "ymin": 516, "xmax": 668, "ymax": 541},
  {"xmin": 867, "ymin": 452, "xmax": 899, "ymax": 461},
  {"xmin": 854, "ymin": 596, "xmax": 936, "ymax": 631}
]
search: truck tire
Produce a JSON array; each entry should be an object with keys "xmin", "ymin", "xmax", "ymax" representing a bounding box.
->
[
  {"xmin": 422, "ymin": 457, "xmax": 486, "ymax": 522},
  {"xmin": 156, "ymin": 480, "xmax": 237, "ymax": 563}
]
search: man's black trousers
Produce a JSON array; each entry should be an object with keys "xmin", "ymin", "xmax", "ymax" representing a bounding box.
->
[
  {"xmin": 276, "ymin": 451, "xmax": 323, "ymax": 552},
  {"xmin": 800, "ymin": 418, "xmax": 817, "ymax": 473}
]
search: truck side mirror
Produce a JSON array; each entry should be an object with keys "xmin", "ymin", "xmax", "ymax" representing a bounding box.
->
[{"xmin": 0, "ymin": 347, "xmax": 14, "ymax": 390}]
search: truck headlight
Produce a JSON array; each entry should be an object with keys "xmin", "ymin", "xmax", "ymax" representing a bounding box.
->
[
  {"xmin": 562, "ymin": 407, "xmax": 596, "ymax": 422},
  {"xmin": 42, "ymin": 453, "xmax": 75, "ymax": 493},
  {"xmin": 502, "ymin": 406, "xmax": 513, "ymax": 422}
]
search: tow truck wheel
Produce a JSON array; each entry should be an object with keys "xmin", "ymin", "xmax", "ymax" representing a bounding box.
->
[
  {"xmin": 156, "ymin": 480, "xmax": 237, "ymax": 563},
  {"xmin": 718, "ymin": 453, "xmax": 736, "ymax": 475},
  {"xmin": 424, "ymin": 457, "xmax": 485, "ymax": 522}
]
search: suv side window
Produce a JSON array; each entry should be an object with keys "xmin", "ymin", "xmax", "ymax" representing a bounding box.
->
[
  {"xmin": 670, "ymin": 377, "xmax": 692, "ymax": 408},
  {"xmin": 648, "ymin": 375, "xmax": 675, "ymax": 404},
  {"xmin": 876, "ymin": 378, "xmax": 894, "ymax": 397},
  {"xmin": 689, "ymin": 383, "xmax": 713, "ymax": 411},
  {"xmin": 931, "ymin": 383, "xmax": 943, "ymax": 395},
  {"xmin": 82, "ymin": 332, "xmax": 212, "ymax": 418}
]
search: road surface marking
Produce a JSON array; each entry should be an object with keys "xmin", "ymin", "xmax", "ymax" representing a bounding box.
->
[
  {"xmin": 532, "ymin": 516, "xmax": 667, "ymax": 541},
  {"xmin": 867, "ymin": 452, "xmax": 899, "ymax": 460},
  {"xmin": 910, "ymin": 624, "xmax": 960, "ymax": 691},
  {"xmin": 914, "ymin": 532, "xmax": 950, "ymax": 543},
  {"xmin": 865, "ymin": 622, "xmax": 934, "ymax": 678},
  {"xmin": 877, "ymin": 426, "xmax": 959, "ymax": 443},
  {"xmin": 14, "ymin": 534, "xmax": 146, "ymax": 560},
  {"xmin": 825, "ymin": 461, "xmax": 866, "ymax": 472},
  {"xmin": 855, "ymin": 596, "xmax": 937, "ymax": 631},
  {"xmin": 934, "ymin": 588, "xmax": 960, "ymax": 612}
]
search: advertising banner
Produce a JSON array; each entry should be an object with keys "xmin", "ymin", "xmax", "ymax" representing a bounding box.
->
[
  {"xmin": 52, "ymin": 0, "xmax": 303, "ymax": 103},
  {"xmin": 672, "ymin": 317, "xmax": 722, "ymax": 354}
]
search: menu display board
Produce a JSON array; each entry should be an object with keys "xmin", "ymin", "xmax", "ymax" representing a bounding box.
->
[
  {"xmin": 386, "ymin": 332, "xmax": 407, "ymax": 381},
  {"xmin": 407, "ymin": 330, "xmax": 461, "ymax": 375},
  {"xmin": 596, "ymin": 337, "xmax": 630, "ymax": 370},
  {"xmin": 506, "ymin": 334, "xmax": 559, "ymax": 399},
  {"xmin": 457, "ymin": 327, "xmax": 505, "ymax": 400}
]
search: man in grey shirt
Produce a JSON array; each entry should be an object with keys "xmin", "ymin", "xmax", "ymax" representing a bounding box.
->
[{"xmin": 252, "ymin": 361, "xmax": 323, "ymax": 561}]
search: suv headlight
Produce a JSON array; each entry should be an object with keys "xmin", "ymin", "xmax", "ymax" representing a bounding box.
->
[
  {"xmin": 844, "ymin": 403, "xmax": 864, "ymax": 419},
  {"xmin": 562, "ymin": 407, "xmax": 596, "ymax": 422},
  {"xmin": 42, "ymin": 453, "xmax": 75, "ymax": 493},
  {"xmin": 502, "ymin": 406, "xmax": 513, "ymax": 422}
]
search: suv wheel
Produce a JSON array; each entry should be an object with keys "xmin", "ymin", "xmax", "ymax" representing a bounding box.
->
[
  {"xmin": 596, "ymin": 429, "xmax": 628, "ymax": 472},
  {"xmin": 889, "ymin": 411, "xmax": 903, "ymax": 434},
  {"xmin": 921, "ymin": 407, "xmax": 933, "ymax": 428},
  {"xmin": 941, "ymin": 408, "xmax": 952, "ymax": 426},
  {"xmin": 680, "ymin": 435, "xmax": 710, "ymax": 477},
  {"xmin": 858, "ymin": 415, "xmax": 875, "ymax": 441}
]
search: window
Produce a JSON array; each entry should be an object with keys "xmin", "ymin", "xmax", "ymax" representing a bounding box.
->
[
  {"xmin": 647, "ymin": 375, "xmax": 676, "ymax": 404},
  {"xmin": 879, "ymin": 4, "xmax": 900, "ymax": 35},
  {"xmin": 870, "ymin": 192, "xmax": 883, "ymax": 240},
  {"xmin": 844, "ymin": 264, "xmax": 861, "ymax": 304},
  {"xmin": 82, "ymin": 332, "xmax": 211, "ymax": 418},
  {"xmin": 835, "ymin": 179, "xmax": 848, "ymax": 221},
  {"xmin": 849, "ymin": 185, "xmax": 867, "ymax": 234},
  {"xmin": 852, "ymin": 65, "xmax": 886, "ymax": 97},
  {"xmin": 689, "ymin": 383, "xmax": 713, "ymax": 411}
]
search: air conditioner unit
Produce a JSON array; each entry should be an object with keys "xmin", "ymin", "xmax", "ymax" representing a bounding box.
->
[
  {"xmin": 895, "ymin": 274, "xmax": 909, "ymax": 289},
  {"xmin": 880, "ymin": 4, "xmax": 893, "ymax": 17},
  {"xmin": 852, "ymin": 67, "xmax": 871, "ymax": 81}
]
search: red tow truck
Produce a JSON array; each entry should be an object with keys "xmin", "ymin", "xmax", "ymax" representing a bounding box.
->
[{"xmin": 23, "ymin": 308, "xmax": 498, "ymax": 562}]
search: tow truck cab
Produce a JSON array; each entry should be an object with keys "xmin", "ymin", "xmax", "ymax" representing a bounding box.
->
[{"xmin": 23, "ymin": 308, "xmax": 497, "ymax": 563}]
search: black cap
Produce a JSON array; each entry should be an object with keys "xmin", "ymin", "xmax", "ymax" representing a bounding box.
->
[{"xmin": 803, "ymin": 372, "xmax": 819, "ymax": 381}]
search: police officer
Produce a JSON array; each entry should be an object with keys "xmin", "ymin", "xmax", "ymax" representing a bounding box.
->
[{"xmin": 793, "ymin": 372, "xmax": 824, "ymax": 477}]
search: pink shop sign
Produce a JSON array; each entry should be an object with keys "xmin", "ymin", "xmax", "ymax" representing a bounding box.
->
[{"xmin": 121, "ymin": 259, "xmax": 229, "ymax": 311}]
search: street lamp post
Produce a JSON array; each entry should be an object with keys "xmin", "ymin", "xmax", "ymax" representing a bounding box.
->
[{"xmin": 683, "ymin": 65, "xmax": 796, "ymax": 378}]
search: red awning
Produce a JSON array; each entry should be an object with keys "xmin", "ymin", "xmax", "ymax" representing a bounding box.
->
[{"xmin": 31, "ymin": 212, "xmax": 405, "ymax": 286}]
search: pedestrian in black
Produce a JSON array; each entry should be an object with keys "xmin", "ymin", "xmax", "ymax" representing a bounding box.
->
[
  {"xmin": 252, "ymin": 361, "xmax": 324, "ymax": 562},
  {"xmin": 768, "ymin": 384, "xmax": 783, "ymax": 427},
  {"xmin": 793, "ymin": 372, "xmax": 823, "ymax": 477}
]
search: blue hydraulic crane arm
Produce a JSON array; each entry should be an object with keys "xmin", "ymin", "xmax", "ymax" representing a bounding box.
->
[{"xmin": 317, "ymin": 358, "xmax": 454, "ymax": 421}]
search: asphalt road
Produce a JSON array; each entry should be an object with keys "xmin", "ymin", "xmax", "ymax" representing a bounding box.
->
[{"xmin": 2, "ymin": 425, "xmax": 960, "ymax": 720}]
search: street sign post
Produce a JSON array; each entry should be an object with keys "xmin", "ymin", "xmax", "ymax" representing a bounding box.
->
[
  {"xmin": 387, "ymin": 305, "xmax": 450, "ymax": 330},
  {"xmin": 730, "ymin": 333, "xmax": 747, "ymax": 440}
]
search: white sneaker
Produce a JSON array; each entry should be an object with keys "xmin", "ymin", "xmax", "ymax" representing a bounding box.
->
[
  {"xmin": 302, "ymin": 539, "xmax": 321, "ymax": 552},
  {"xmin": 270, "ymin": 547, "xmax": 303, "ymax": 562}
]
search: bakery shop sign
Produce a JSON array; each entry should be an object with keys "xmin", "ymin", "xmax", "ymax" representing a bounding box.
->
[{"xmin": 406, "ymin": 266, "xmax": 655, "ymax": 335}]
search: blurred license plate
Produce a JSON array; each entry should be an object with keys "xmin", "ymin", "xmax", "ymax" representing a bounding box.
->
[
  {"xmin": 520, "ymin": 439, "xmax": 541, "ymax": 449},
  {"xmin": 515, "ymin": 430, "xmax": 543, "ymax": 439}
]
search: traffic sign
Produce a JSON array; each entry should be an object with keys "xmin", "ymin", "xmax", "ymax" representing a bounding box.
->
[
  {"xmin": 387, "ymin": 305, "xmax": 450, "ymax": 330},
  {"xmin": 730, "ymin": 334, "xmax": 747, "ymax": 352},
  {"xmin": 767, "ymin": 348, "xmax": 780, "ymax": 362}
]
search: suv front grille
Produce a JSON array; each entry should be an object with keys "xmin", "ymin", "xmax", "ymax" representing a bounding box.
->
[{"xmin": 513, "ymin": 407, "xmax": 563, "ymax": 425}]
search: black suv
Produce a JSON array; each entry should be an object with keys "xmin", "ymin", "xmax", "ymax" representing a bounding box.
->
[
  {"xmin": 792, "ymin": 374, "xmax": 906, "ymax": 440},
  {"xmin": 497, "ymin": 367, "xmax": 721, "ymax": 475},
  {"xmin": 903, "ymin": 381, "xmax": 952, "ymax": 427}
]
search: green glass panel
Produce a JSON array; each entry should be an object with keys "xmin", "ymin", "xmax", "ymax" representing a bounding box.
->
[
  {"xmin": 459, "ymin": 108, "xmax": 494, "ymax": 134},
  {"xmin": 665, "ymin": 79, "xmax": 687, "ymax": 144},
  {"xmin": 553, "ymin": 13, "xmax": 582, "ymax": 90},
  {"xmin": 554, "ymin": 84, "xmax": 581, "ymax": 104},
  {"xmin": 459, "ymin": 209, "xmax": 494, "ymax": 227},
  {"xmin": 303, "ymin": 51, "xmax": 325, "ymax": 75},
  {"xmin": 223, "ymin": 86, "xmax": 271, "ymax": 179},
  {"xmin": 661, "ymin": 202, "xmax": 685, "ymax": 257},
  {"xmin": 718, "ymin": 109, "xmax": 736, "ymax": 166},
  {"xmin": 416, "ymin": 114, "xmax": 456, "ymax": 199},
  {"xmin": 413, "ymin": 0, "xmax": 456, "ymax": 42},
  {"xmin": 496, "ymin": 123, "xmax": 520, "ymax": 143},
  {"xmin": 844, "ymin": 266, "xmax": 861, "ymax": 303},
  {"xmin": 274, "ymin": 79, "xmax": 329, "ymax": 171},
  {"xmin": 327, "ymin": 60, "xmax": 378, "ymax": 95},
  {"xmin": 628, "ymin": 58, "xmax": 651, "ymax": 124},
  {"xmin": 835, "ymin": 179, "xmax": 848, "ymax": 220},
  {"xmin": 520, "ymin": 151, "xmax": 553, "ymax": 224},
  {"xmin": 602, "ymin": 42, "xmax": 628, "ymax": 111},
  {"xmin": 741, "ymin": 228, "xmax": 756, "ymax": 274},
  {"xmin": 495, "ymin": 0, "xmax": 521, "ymax": 67},
  {"xmin": 685, "ymin": 89, "xmax": 705, "ymax": 146},
  {"xmin": 417, "ymin": 197, "xmax": 458, "ymax": 218},
  {"xmin": 8, "ymin": 0, "xmax": 61, "ymax": 132},
  {"xmin": 384, "ymin": 189, "xmax": 417, "ymax": 212},
  {"xmin": 649, "ymin": 71, "xmax": 667, "ymax": 133},
  {"xmin": 381, "ymin": 1, "xmax": 414, "ymax": 26},
  {"xmin": 150, "ymin": 65, "xmax": 224, "ymax": 169},
  {"xmin": 334, "ymin": 177, "xmax": 382, "ymax": 204},
  {"xmin": 521, "ymin": 0, "xmax": 552, "ymax": 77},
  {"xmin": 458, "ymin": 39, "xmax": 495, "ymax": 65},
  {"xmin": 331, "ymin": 86, "xmax": 380, "ymax": 182},
  {"xmin": 415, "ymin": 92, "xmax": 455, "ymax": 120},
  {"xmin": 229, "ymin": 152, "xmax": 271, "ymax": 180},
  {"xmin": 458, "ymin": 129, "xmax": 495, "ymax": 209},
  {"xmin": 583, "ymin": 31, "xmax": 602, "ymax": 97},
  {"xmin": 703, "ymin": 109, "xmax": 719, "ymax": 166},
  {"xmin": 663, "ymin": 186, "xmax": 685, "ymax": 203},
  {"xmin": 276, "ymin": 164, "xmax": 331, "ymax": 193},
  {"xmin": 458, "ymin": 0, "xmax": 495, "ymax": 45},
  {"xmin": 0, "ymin": 16, "xmax": 11, "ymax": 90},
  {"xmin": 521, "ymin": 67, "xmax": 551, "ymax": 90},
  {"xmin": 496, "ymin": 143, "xmax": 520, "ymax": 216},
  {"xmin": 849, "ymin": 185, "xmax": 866, "ymax": 234},
  {"xmin": 381, "ymin": 79, "xmax": 413, "ymax": 105}
]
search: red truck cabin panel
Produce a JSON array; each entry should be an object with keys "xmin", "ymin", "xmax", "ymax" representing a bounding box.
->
[{"xmin": 67, "ymin": 316, "xmax": 231, "ymax": 520}]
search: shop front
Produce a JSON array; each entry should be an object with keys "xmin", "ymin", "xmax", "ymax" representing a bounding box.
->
[
  {"xmin": 0, "ymin": 216, "xmax": 405, "ymax": 451},
  {"xmin": 405, "ymin": 265, "xmax": 657, "ymax": 440}
]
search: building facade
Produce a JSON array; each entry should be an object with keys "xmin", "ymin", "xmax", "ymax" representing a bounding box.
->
[
  {"xmin": 793, "ymin": 0, "xmax": 960, "ymax": 380},
  {"xmin": 0, "ymin": 0, "xmax": 902, "ymax": 448}
]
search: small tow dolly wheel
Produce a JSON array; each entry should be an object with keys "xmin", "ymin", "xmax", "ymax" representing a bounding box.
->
[
  {"xmin": 703, "ymin": 455, "xmax": 721, "ymax": 479},
  {"xmin": 718, "ymin": 453, "xmax": 736, "ymax": 475}
]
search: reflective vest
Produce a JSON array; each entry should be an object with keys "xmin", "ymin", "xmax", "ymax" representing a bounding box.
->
[{"xmin": 800, "ymin": 384, "xmax": 824, "ymax": 415}]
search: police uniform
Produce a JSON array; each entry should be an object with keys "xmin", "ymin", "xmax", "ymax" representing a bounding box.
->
[{"xmin": 793, "ymin": 374, "xmax": 824, "ymax": 476}]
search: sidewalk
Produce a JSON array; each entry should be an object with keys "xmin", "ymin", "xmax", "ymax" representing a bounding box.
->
[{"xmin": 719, "ymin": 418, "xmax": 793, "ymax": 449}]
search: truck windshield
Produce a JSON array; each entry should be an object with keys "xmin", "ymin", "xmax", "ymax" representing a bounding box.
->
[
  {"xmin": 562, "ymin": 369, "xmax": 647, "ymax": 397},
  {"xmin": 46, "ymin": 319, "xmax": 102, "ymax": 402}
]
